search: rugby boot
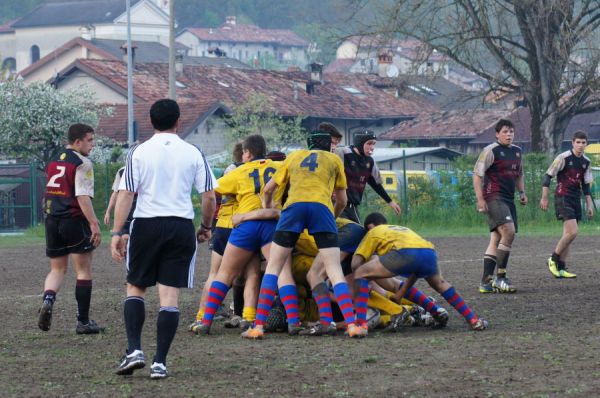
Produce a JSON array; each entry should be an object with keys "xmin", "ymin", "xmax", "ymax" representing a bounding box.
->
[
  {"xmin": 469, "ymin": 317, "xmax": 489, "ymax": 331},
  {"xmin": 76, "ymin": 320, "xmax": 105, "ymax": 334},
  {"xmin": 384, "ymin": 310, "xmax": 415, "ymax": 332},
  {"xmin": 38, "ymin": 299, "xmax": 53, "ymax": 332},
  {"xmin": 345, "ymin": 323, "xmax": 368, "ymax": 338},
  {"xmin": 191, "ymin": 322, "xmax": 211, "ymax": 335},
  {"xmin": 479, "ymin": 281, "xmax": 495, "ymax": 294},
  {"xmin": 431, "ymin": 307, "xmax": 449, "ymax": 329},
  {"xmin": 241, "ymin": 325, "xmax": 264, "ymax": 339},
  {"xmin": 287, "ymin": 323, "xmax": 305, "ymax": 336},
  {"xmin": 492, "ymin": 277, "xmax": 517, "ymax": 293},
  {"xmin": 547, "ymin": 257, "xmax": 560, "ymax": 278},
  {"xmin": 223, "ymin": 315, "xmax": 242, "ymax": 328},
  {"xmin": 299, "ymin": 322, "xmax": 337, "ymax": 336},
  {"xmin": 150, "ymin": 362, "xmax": 168, "ymax": 379},
  {"xmin": 116, "ymin": 349, "xmax": 146, "ymax": 375},
  {"xmin": 558, "ymin": 268, "xmax": 576, "ymax": 278}
]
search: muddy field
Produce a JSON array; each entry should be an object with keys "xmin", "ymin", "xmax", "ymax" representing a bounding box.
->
[{"xmin": 1, "ymin": 235, "xmax": 600, "ymax": 397}]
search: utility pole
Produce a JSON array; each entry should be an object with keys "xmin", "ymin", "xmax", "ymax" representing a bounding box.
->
[
  {"xmin": 126, "ymin": 0, "xmax": 134, "ymax": 146},
  {"xmin": 168, "ymin": 0, "xmax": 176, "ymax": 100}
]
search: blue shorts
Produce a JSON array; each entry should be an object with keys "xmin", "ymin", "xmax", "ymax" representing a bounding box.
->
[
  {"xmin": 379, "ymin": 248, "xmax": 438, "ymax": 279},
  {"xmin": 228, "ymin": 220, "xmax": 277, "ymax": 252},
  {"xmin": 276, "ymin": 203, "xmax": 337, "ymax": 234},
  {"xmin": 338, "ymin": 223, "xmax": 366, "ymax": 254},
  {"xmin": 210, "ymin": 227, "xmax": 232, "ymax": 256}
]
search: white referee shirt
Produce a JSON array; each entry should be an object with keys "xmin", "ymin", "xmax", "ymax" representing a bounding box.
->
[{"xmin": 119, "ymin": 133, "xmax": 217, "ymax": 219}]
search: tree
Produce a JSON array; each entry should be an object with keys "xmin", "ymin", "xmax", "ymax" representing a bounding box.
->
[
  {"xmin": 0, "ymin": 80, "xmax": 111, "ymax": 169},
  {"xmin": 345, "ymin": 0, "xmax": 600, "ymax": 153},
  {"xmin": 224, "ymin": 94, "xmax": 306, "ymax": 151}
]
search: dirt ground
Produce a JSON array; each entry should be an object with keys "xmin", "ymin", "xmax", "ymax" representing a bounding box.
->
[{"xmin": 2, "ymin": 235, "xmax": 600, "ymax": 398}]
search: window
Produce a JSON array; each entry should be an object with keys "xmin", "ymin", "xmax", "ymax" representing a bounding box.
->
[
  {"xmin": 238, "ymin": 49, "xmax": 242, "ymax": 60},
  {"xmin": 1, "ymin": 57, "xmax": 16, "ymax": 72},
  {"xmin": 385, "ymin": 177, "xmax": 393, "ymax": 185},
  {"xmin": 30, "ymin": 45, "xmax": 40, "ymax": 63}
]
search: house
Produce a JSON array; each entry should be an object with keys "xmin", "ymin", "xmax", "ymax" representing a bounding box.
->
[
  {"xmin": 177, "ymin": 16, "xmax": 310, "ymax": 70},
  {"xmin": 334, "ymin": 36, "xmax": 449, "ymax": 77},
  {"xmin": 96, "ymin": 100, "xmax": 231, "ymax": 155},
  {"xmin": 6, "ymin": 0, "xmax": 171, "ymax": 72},
  {"xmin": 0, "ymin": 19, "xmax": 17, "ymax": 75},
  {"xmin": 20, "ymin": 37, "xmax": 249, "ymax": 84},
  {"xmin": 372, "ymin": 147, "xmax": 463, "ymax": 171},
  {"xmin": 379, "ymin": 109, "xmax": 512, "ymax": 154},
  {"xmin": 50, "ymin": 59, "xmax": 435, "ymax": 149},
  {"xmin": 470, "ymin": 107, "xmax": 600, "ymax": 152}
]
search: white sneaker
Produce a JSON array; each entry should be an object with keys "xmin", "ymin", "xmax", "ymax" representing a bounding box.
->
[{"xmin": 150, "ymin": 362, "xmax": 168, "ymax": 379}]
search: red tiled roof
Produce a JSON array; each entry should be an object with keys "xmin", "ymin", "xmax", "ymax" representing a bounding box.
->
[
  {"xmin": 0, "ymin": 19, "xmax": 17, "ymax": 33},
  {"xmin": 470, "ymin": 107, "xmax": 531, "ymax": 144},
  {"xmin": 185, "ymin": 24, "xmax": 308, "ymax": 47},
  {"xmin": 324, "ymin": 59, "xmax": 355, "ymax": 73},
  {"xmin": 68, "ymin": 59, "xmax": 433, "ymax": 120},
  {"xmin": 96, "ymin": 100, "xmax": 228, "ymax": 142},
  {"xmin": 380, "ymin": 109, "xmax": 511, "ymax": 140}
]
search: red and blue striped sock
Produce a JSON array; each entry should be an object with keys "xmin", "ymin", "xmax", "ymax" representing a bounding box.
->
[
  {"xmin": 312, "ymin": 282, "xmax": 333, "ymax": 327},
  {"xmin": 401, "ymin": 282, "xmax": 441, "ymax": 314},
  {"xmin": 441, "ymin": 286, "xmax": 475, "ymax": 322},
  {"xmin": 333, "ymin": 282, "xmax": 356, "ymax": 325},
  {"xmin": 353, "ymin": 278, "xmax": 370, "ymax": 326},
  {"xmin": 279, "ymin": 284, "xmax": 300, "ymax": 327},
  {"xmin": 202, "ymin": 280, "xmax": 229, "ymax": 326},
  {"xmin": 255, "ymin": 273, "xmax": 278, "ymax": 327}
]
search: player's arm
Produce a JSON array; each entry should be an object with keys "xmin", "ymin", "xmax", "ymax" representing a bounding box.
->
[
  {"xmin": 516, "ymin": 174, "xmax": 527, "ymax": 205},
  {"xmin": 351, "ymin": 253, "xmax": 366, "ymax": 272},
  {"xmin": 198, "ymin": 190, "xmax": 216, "ymax": 243},
  {"xmin": 262, "ymin": 178, "xmax": 279, "ymax": 209},
  {"xmin": 540, "ymin": 175, "xmax": 552, "ymax": 211},
  {"xmin": 367, "ymin": 176, "xmax": 401, "ymax": 215},
  {"xmin": 103, "ymin": 191, "xmax": 118, "ymax": 225},
  {"xmin": 333, "ymin": 188, "xmax": 347, "ymax": 218},
  {"xmin": 583, "ymin": 162, "xmax": 594, "ymax": 217},
  {"xmin": 111, "ymin": 190, "xmax": 134, "ymax": 262},
  {"xmin": 77, "ymin": 195, "xmax": 101, "ymax": 248},
  {"xmin": 74, "ymin": 160, "xmax": 101, "ymax": 247},
  {"xmin": 232, "ymin": 208, "xmax": 281, "ymax": 227}
]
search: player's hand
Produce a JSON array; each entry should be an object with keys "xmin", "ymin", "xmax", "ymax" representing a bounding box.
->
[
  {"xmin": 103, "ymin": 212, "xmax": 110, "ymax": 226},
  {"xmin": 519, "ymin": 193, "xmax": 528, "ymax": 206},
  {"xmin": 232, "ymin": 213, "xmax": 243, "ymax": 227},
  {"xmin": 110, "ymin": 235, "xmax": 125, "ymax": 262},
  {"xmin": 388, "ymin": 201, "xmax": 402, "ymax": 215},
  {"xmin": 539, "ymin": 197, "xmax": 549, "ymax": 211},
  {"xmin": 90, "ymin": 221, "xmax": 102, "ymax": 247},
  {"xmin": 587, "ymin": 207, "xmax": 594, "ymax": 218},
  {"xmin": 196, "ymin": 227, "xmax": 212, "ymax": 243},
  {"xmin": 476, "ymin": 199, "xmax": 488, "ymax": 213}
]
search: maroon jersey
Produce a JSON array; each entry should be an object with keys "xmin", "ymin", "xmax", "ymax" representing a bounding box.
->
[
  {"xmin": 545, "ymin": 150, "xmax": 593, "ymax": 198},
  {"xmin": 474, "ymin": 142, "xmax": 523, "ymax": 202},
  {"xmin": 334, "ymin": 146, "xmax": 385, "ymax": 205},
  {"xmin": 45, "ymin": 148, "xmax": 94, "ymax": 218}
]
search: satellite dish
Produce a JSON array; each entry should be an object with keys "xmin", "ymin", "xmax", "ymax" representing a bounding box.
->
[{"xmin": 386, "ymin": 64, "xmax": 399, "ymax": 78}]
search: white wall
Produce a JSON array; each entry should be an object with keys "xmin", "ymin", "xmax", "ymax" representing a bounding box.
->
[
  {"xmin": 183, "ymin": 115, "xmax": 228, "ymax": 156},
  {"xmin": 56, "ymin": 71, "xmax": 128, "ymax": 103}
]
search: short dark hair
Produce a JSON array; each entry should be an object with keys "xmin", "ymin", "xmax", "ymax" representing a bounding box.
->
[
  {"xmin": 572, "ymin": 130, "xmax": 588, "ymax": 141},
  {"xmin": 266, "ymin": 151, "xmax": 286, "ymax": 161},
  {"xmin": 150, "ymin": 99, "xmax": 180, "ymax": 131},
  {"xmin": 242, "ymin": 134, "xmax": 266, "ymax": 160},
  {"xmin": 232, "ymin": 142, "xmax": 244, "ymax": 163},
  {"xmin": 495, "ymin": 119, "xmax": 514, "ymax": 133},
  {"xmin": 67, "ymin": 123, "xmax": 94, "ymax": 144},
  {"xmin": 318, "ymin": 122, "xmax": 342, "ymax": 138},
  {"xmin": 364, "ymin": 212, "xmax": 387, "ymax": 227}
]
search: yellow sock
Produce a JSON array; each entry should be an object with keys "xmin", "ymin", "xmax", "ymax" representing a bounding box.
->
[
  {"xmin": 368, "ymin": 290, "xmax": 404, "ymax": 316},
  {"xmin": 195, "ymin": 308, "xmax": 204, "ymax": 322},
  {"xmin": 242, "ymin": 306, "xmax": 256, "ymax": 322}
]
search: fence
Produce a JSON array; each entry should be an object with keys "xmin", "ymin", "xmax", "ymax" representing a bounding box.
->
[{"xmin": 2, "ymin": 155, "xmax": 600, "ymax": 232}]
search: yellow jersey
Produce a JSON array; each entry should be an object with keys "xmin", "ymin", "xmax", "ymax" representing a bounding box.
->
[
  {"xmin": 293, "ymin": 217, "xmax": 360, "ymax": 257},
  {"xmin": 354, "ymin": 225, "xmax": 435, "ymax": 260},
  {"xmin": 272, "ymin": 149, "xmax": 346, "ymax": 213},
  {"xmin": 216, "ymin": 159, "xmax": 281, "ymax": 214},
  {"xmin": 215, "ymin": 195, "xmax": 238, "ymax": 228}
]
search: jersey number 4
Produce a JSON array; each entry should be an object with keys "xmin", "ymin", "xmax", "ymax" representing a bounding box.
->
[
  {"xmin": 300, "ymin": 153, "xmax": 319, "ymax": 172},
  {"xmin": 249, "ymin": 167, "xmax": 276, "ymax": 194}
]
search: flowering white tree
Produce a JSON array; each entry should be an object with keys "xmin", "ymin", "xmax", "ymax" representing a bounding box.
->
[{"xmin": 0, "ymin": 80, "xmax": 111, "ymax": 169}]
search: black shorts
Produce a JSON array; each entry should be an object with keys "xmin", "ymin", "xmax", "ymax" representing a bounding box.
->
[
  {"xmin": 126, "ymin": 217, "xmax": 197, "ymax": 288},
  {"xmin": 486, "ymin": 199, "xmax": 518, "ymax": 233},
  {"xmin": 340, "ymin": 204, "xmax": 361, "ymax": 224},
  {"xmin": 555, "ymin": 196, "xmax": 581, "ymax": 221},
  {"xmin": 210, "ymin": 227, "xmax": 232, "ymax": 256},
  {"xmin": 45, "ymin": 215, "xmax": 94, "ymax": 258}
]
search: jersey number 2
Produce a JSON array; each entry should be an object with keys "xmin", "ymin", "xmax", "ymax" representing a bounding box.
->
[
  {"xmin": 249, "ymin": 167, "xmax": 276, "ymax": 194},
  {"xmin": 300, "ymin": 153, "xmax": 318, "ymax": 172},
  {"xmin": 47, "ymin": 165, "xmax": 66, "ymax": 188}
]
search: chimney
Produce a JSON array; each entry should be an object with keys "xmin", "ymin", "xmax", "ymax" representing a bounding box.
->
[
  {"xmin": 309, "ymin": 62, "xmax": 323, "ymax": 84},
  {"xmin": 377, "ymin": 50, "xmax": 393, "ymax": 77},
  {"xmin": 175, "ymin": 53, "xmax": 184, "ymax": 74},
  {"xmin": 79, "ymin": 25, "xmax": 92, "ymax": 40},
  {"xmin": 225, "ymin": 16, "xmax": 236, "ymax": 26},
  {"xmin": 120, "ymin": 43, "xmax": 137, "ymax": 67}
]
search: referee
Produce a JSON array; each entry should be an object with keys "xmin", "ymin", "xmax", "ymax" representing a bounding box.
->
[{"xmin": 111, "ymin": 99, "xmax": 217, "ymax": 379}]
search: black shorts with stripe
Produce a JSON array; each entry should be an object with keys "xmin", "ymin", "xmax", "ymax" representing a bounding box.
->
[
  {"xmin": 555, "ymin": 196, "xmax": 581, "ymax": 221},
  {"xmin": 126, "ymin": 217, "xmax": 197, "ymax": 288},
  {"xmin": 45, "ymin": 215, "xmax": 94, "ymax": 258}
]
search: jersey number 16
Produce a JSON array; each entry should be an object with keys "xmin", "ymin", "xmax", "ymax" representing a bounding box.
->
[{"xmin": 249, "ymin": 167, "xmax": 276, "ymax": 194}]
